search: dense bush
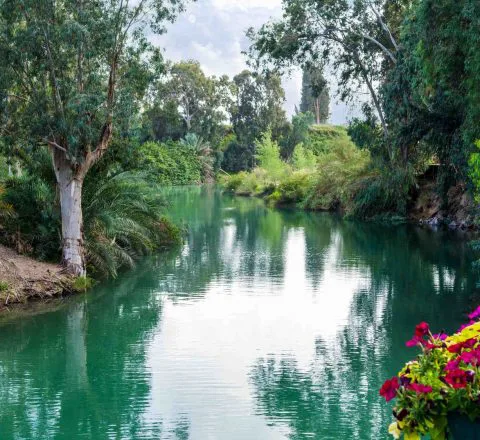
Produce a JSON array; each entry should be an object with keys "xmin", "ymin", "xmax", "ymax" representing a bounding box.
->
[
  {"xmin": 303, "ymin": 138, "xmax": 371, "ymax": 211},
  {"xmin": 1, "ymin": 174, "xmax": 60, "ymax": 260},
  {"xmin": 222, "ymin": 127, "xmax": 372, "ymax": 213},
  {"xmin": 351, "ymin": 166, "xmax": 416, "ymax": 220},
  {"xmin": 132, "ymin": 141, "xmax": 204, "ymax": 185}
]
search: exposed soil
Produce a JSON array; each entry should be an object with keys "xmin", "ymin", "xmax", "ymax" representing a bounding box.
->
[
  {"xmin": 409, "ymin": 167, "xmax": 476, "ymax": 229},
  {"xmin": 0, "ymin": 245, "xmax": 73, "ymax": 310}
]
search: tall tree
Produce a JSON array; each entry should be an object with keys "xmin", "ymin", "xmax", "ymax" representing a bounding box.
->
[
  {"xmin": 300, "ymin": 66, "xmax": 330, "ymax": 124},
  {"xmin": 223, "ymin": 70, "xmax": 287, "ymax": 171},
  {"xmin": 157, "ymin": 60, "xmax": 232, "ymax": 143},
  {"xmin": 382, "ymin": 0, "xmax": 480, "ymax": 175},
  {"xmin": 247, "ymin": 0, "xmax": 407, "ymax": 140},
  {"xmin": 0, "ymin": 0, "xmax": 189, "ymax": 275}
]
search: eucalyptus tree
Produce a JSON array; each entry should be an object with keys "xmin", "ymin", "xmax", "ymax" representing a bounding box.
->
[
  {"xmin": 300, "ymin": 65, "xmax": 330, "ymax": 124},
  {"xmin": 0, "ymin": 0, "xmax": 190, "ymax": 275},
  {"xmin": 247, "ymin": 0, "xmax": 409, "ymax": 140},
  {"xmin": 157, "ymin": 60, "xmax": 232, "ymax": 142}
]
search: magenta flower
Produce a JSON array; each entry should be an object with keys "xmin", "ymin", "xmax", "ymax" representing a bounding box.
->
[
  {"xmin": 432, "ymin": 333, "xmax": 448, "ymax": 341},
  {"xmin": 457, "ymin": 321, "xmax": 476, "ymax": 332},
  {"xmin": 444, "ymin": 359, "xmax": 460, "ymax": 371},
  {"xmin": 460, "ymin": 349, "xmax": 480, "ymax": 366},
  {"xmin": 406, "ymin": 337, "xmax": 422, "ymax": 347},
  {"xmin": 408, "ymin": 383, "xmax": 433, "ymax": 394},
  {"xmin": 448, "ymin": 338, "xmax": 477, "ymax": 354},
  {"xmin": 445, "ymin": 369, "xmax": 468, "ymax": 389},
  {"xmin": 414, "ymin": 322, "xmax": 430, "ymax": 338},
  {"xmin": 380, "ymin": 377, "xmax": 400, "ymax": 402},
  {"xmin": 468, "ymin": 305, "xmax": 480, "ymax": 320}
]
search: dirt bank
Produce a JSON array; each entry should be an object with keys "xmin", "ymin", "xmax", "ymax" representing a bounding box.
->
[{"xmin": 0, "ymin": 245, "xmax": 74, "ymax": 310}]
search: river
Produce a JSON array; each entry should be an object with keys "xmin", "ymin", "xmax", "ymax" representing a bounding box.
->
[{"xmin": 0, "ymin": 186, "xmax": 477, "ymax": 439}]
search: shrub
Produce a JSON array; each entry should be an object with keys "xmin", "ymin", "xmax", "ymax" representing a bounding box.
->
[
  {"xmin": 132, "ymin": 141, "xmax": 203, "ymax": 185},
  {"xmin": 1, "ymin": 175, "xmax": 60, "ymax": 260},
  {"xmin": 303, "ymin": 138, "xmax": 371, "ymax": 211},
  {"xmin": 268, "ymin": 171, "xmax": 314, "ymax": 205},
  {"xmin": 307, "ymin": 124, "xmax": 350, "ymax": 156},
  {"xmin": 255, "ymin": 130, "xmax": 287, "ymax": 182},
  {"xmin": 292, "ymin": 143, "xmax": 317, "ymax": 170},
  {"xmin": 351, "ymin": 166, "xmax": 416, "ymax": 220}
]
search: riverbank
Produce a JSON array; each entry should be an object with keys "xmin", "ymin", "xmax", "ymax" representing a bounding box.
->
[{"xmin": 0, "ymin": 245, "xmax": 75, "ymax": 310}]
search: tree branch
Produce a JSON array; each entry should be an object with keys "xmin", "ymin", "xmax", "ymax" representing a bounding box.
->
[{"xmin": 361, "ymin": 34, "xmax": 397, "ymax": 63}]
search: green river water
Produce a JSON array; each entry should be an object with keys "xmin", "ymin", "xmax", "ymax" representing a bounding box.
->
[{"xmin": 0, "ymin": 186, "xmax": 478, "ymax": 439}]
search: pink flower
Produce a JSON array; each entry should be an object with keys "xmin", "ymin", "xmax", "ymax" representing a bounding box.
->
[
  {"xmin": 432, "ymin": 333, "xmax": 448, "ymax": 341},
  {"xmin": 406, "ymin": 337, "xmax": 422, "ymax": 347},
  {"xmin": 408, "ymin": 383, "xmax": 433, "ymax": 394},
  {"xmin": 380, "ymin": 377, "xmax": 400, "ymax": 402},
  {"xmin": 468, "ymin": 306, "xmax": 480, "ymax": 320}
]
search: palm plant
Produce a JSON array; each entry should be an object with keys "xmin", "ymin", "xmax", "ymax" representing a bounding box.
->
[
  {"xmin": 180, "ymin": 133, "xmax": 215, "ymax": 181},
  {"xmin": 83, "ymin": 172, "xmax": 181, "ymax": 278}
]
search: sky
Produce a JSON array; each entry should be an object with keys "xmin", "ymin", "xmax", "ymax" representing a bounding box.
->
[{"xmin": 152, "ymin": 0, "xmax": 360, "ymax": 124}]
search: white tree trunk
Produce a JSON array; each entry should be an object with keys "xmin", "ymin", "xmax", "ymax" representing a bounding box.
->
[{"xmin": 52, "ymin": 150, "xmax": 86, "ymax": 276}]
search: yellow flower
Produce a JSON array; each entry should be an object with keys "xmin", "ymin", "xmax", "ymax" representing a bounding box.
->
[{"xmin": 388, "ymin": 422, "xmax": 401, "ymax": 439}]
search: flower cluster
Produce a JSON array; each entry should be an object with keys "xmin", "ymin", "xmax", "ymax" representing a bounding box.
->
[{"xmin": 380, "ymin": 307, "xmax": 480, "ymax": 440}]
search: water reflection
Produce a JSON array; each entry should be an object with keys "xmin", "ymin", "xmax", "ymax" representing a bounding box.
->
[{"xmin": 0, "ymin": 186, "xmax": 477, "ymax": 439}]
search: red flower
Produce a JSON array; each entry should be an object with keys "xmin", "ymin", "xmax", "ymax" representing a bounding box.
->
[
  {"xmin": 408, "ymin": 383, "xmax": 433, "ymax": 394},
  {"xmin": 447, "ymin": 338, "xmax": 478, "ymax": 354},
  {"xmin": 445, "ymin": 369, "xmax": 468, "ymax": 389},
  {"xmin": 415, "ymin": 322, "xmax": 430, "ymax": 338},
  {"xmin": 380, "ymin": 377, "xmax": 400, "ymax": 402}
]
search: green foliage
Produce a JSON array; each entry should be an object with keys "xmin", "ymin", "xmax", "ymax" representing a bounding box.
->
[
  {"xmin": 223, "ymin": 128, "xmax": 378, "ymax": 215},
  {"xmin": 0, "ymin": 0, "xmax": 183, "ymax": 165},
  {"xmin": 468, "ymin": 141, "xmax": 480, "ymax": 203},
  {"xmin": 83, "ymin": 172, "xmax": 181, "ymax": 278},
  {"xmin": 255, "ymin": 130, "xmax": 286, "ymax": 181},
  {"xmin": 308, "ymin": 125, "xmax": 352, "ymax": 156},
  {"xmin": 303, "ymin": 138, "xmax": 372, "ymax": 211},
  {"xmin": 151, "ymin": 61, "xmax": 232, "ymax": 145},
  {"xmin": 71, "ymin": 276, "xmax": 95, "ymax": 292},
  {"xmin": 0, "ymin": 280, "xmax": 9, "ymax": 292},
  {"xmin": 281, "ymin": 112, "xmax": 314, "ymax": 159},
  {"xmin": 268, "ymin": 171, "xmax": 314, "ymax": 205},
  {"xmin": 1, "ymin": 174, "xmax": 60, "ymax": 260},
  {"xmin": 223, "ymin": 70, "xmax": 287, "ymax": 172},
  {"xmin": 352, "ymin": 167, "xmax": 416, "ymax": 220},
  {"xmin": 292, "ymin": 143, "xmax": 317, "ymax": 170},
  {"xmin": 132, "ymin": 141, "xmax": 203, "ymax": 185},
  {"xmin": 347, "ymin": 107, "xmax": 383, "ymax": 151}
]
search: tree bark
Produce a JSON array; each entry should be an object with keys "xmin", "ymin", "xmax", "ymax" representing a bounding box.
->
[
  {"xmin": 52, "ymin": 149, "xmax": 86, "ymax": 276},
  {"xmin": 314, "ymin": 98, "xmax": 321, "ymax": 125}
]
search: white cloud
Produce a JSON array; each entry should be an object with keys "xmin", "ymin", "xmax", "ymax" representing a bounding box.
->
[{"xmin": 151, "ymin": 0, "xmax": 360, "ymax": 122}]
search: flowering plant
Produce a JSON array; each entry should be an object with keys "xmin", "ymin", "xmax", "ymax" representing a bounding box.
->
[{"xmin": 380, "ymin": 307, "xmax": 480, "ymax": 440}]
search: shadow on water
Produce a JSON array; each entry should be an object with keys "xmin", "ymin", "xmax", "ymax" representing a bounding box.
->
[{"xmin": 0, "ymin": 186, "xmax": 477, "ymax": 439}]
